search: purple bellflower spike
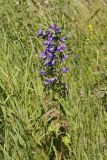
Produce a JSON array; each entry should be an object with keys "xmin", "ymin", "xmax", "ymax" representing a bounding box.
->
[
  {"xmin": 37, "ymin": 24, "xmax": 70, "ymax": 92},
  {"xmin": 61, "ymin": 67, "xmax": 68, "ymax": 73}
]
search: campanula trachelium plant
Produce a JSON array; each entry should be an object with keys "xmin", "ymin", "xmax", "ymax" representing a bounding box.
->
[{"xmin": 37, "ymin": 25, "xmax": 71, "ymax": 160}]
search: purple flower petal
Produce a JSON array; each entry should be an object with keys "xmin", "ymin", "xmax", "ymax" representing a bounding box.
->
[
  {"xmin": 47, "ymin": 53, "xmax": 55, "ymax": 59},
  {"xmin": 49, "ymin": 24, "xmax": 61, "ymax": 34},
  {"xmin": 38, "ymin": 70, "xmax": 44, "ymax": 75},
  {"xmin": 44, "ymin": 77, "xmax": 57, "ymax": 85},
  {"xmin": 63, "ymin": 54, "xmax": 68, "ymax": 60},
  {"xmin": 45, "ymin": 58, "xmax": 56, "ymax": 67},
  {"xmin": 48, "ymin": 37, "xmax": 53, "ymax": 41},
  {"xmin": 50, "ymin": 77, "xmax": 57, "ymax": 83},
  {"xmin": 45, "ymin": 60, "xmax": 52, "ymax": 67},
  {"xmin": 37, "ymin": 29, "xmax": 43, "ymax": 37},
  {"xmin": 57, "ymin": 44, "xmax": 66, "ymax": 52},
  {"xmin": 57, "ymin": 46, "xmax": 62, "ymax": 52},
  {"xmin": 44, "ymin": 41, "xmax": 51, "ymax": 46},
  {"xmin": 48, "ymin": 33, "xmax": 53, "ymax": 38},
  {"xmin": 61, "ymin": 44, "xmax": 66, "ymax": 49},
  {"xmin": 61, "ymin": 67, "xmax": 68, "ymax": 73},
  {"xmin": 44, "ymin": 40, "xmax": 55, "ymax": 47},
  {"xmin": 40, "ymin": 52, "xmax": 47, "ymax": 59},
  {"xmin": 49, "ymin": 24, "xmax": 56, "ymax": 30},
  {"xmin": 60, "ymin": 38, "xmax": 65, "ymax": 42},
  {"xmin": 48, "ymin": 47, "xmax": 55, "ymax": 53},
  {"xmin": 55, "ymin": 26, "xmax": 61, "ymax": 34}
]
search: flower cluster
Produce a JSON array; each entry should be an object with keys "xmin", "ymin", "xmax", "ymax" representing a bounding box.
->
[{"xmin": 37, "ymin": 24, "xmax": 69, "ymax": 88}]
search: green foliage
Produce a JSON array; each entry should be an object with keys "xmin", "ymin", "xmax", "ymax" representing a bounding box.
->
[{"xmin": 0, "ymin": 0, "xmax": 107, "ymax": 159}]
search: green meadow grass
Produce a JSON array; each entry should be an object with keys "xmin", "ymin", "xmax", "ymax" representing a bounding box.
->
[{"xmin": 0, "ymin": 0, "xmax": 107, "ymax": 159}]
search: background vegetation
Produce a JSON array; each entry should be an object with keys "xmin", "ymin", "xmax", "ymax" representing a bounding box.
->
[{"xmin": 0, "ymin": 0, "xmax": 107, "ymax": 159}]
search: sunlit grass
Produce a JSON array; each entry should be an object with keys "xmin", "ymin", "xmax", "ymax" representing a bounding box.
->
[{"xmin": 0, "ymin": 0, "xmax": 107, "ymax": 159}]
